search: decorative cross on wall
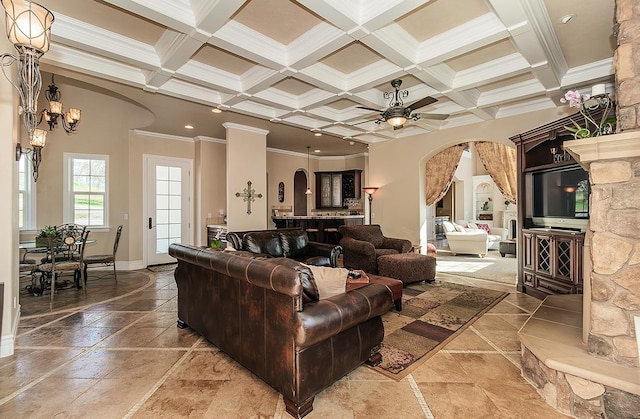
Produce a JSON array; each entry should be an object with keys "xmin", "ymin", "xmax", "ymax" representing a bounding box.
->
[{"xmin": 235, "ymin": 181, "xmax": 263, "ymax": 215}]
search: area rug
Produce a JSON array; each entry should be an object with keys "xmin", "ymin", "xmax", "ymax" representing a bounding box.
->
[
  {"xmin": 435, "ymin": 250, "xmax": 517, "ymax": 285},
  {"xmin": 147, "ymin": 263, "xmax": 178, "ymax": 272},
  {"xmin": 372, "ymin": 280, "xmax": 508, "ymax": 380}
]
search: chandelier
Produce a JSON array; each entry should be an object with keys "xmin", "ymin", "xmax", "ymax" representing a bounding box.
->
[
  {"xmin": 40, "ymin": 74, "xmax": 81, "ymax": 132},
  {"xmin": 0, "ymin": 0, "xmax": 54, "ymax": 181}
]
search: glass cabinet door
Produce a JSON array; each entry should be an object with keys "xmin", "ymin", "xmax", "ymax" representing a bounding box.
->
[{"xmin": 331, "ymin": 174, "xmax": 342, "ymax": 207}]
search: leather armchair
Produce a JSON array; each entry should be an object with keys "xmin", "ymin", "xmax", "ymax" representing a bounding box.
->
[{"xmin": 338, "ymin": 224, "xmax": 412, "ymax": 274}]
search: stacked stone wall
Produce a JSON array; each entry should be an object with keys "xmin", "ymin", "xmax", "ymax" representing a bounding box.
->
[
  {"xmin": 587, "ymin": 158, "xmax": 640, "ymax": 367},
  {"xmin": 615, "ymin": 0, "xmax": 640, "ymax": 130},
  {"xmin": 521, "ymin": 347, "xmax": 640, "ymax": 418}
]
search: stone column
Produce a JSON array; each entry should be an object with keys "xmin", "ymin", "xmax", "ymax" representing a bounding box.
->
[
  {"xmin": 587, "ymin": 156, "xmax": 640, "ymax": 367},
  {"xmin": 615, "ymin": 0, "xmax": 640, "ymax": 130}
]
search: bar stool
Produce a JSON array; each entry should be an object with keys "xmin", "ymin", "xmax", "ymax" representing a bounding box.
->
[
  {"xmin": 323, "ymin": 227, "xmax": 339, "ymax": 244},
  {"xmin": 305, "ymin": 227, "xmax": 319, "ymax": 241}
]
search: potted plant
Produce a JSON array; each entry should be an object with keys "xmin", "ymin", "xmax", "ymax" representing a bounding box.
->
[{"xmin": 35, "ymin": 225, "xmax": 61, "ymax": 247}]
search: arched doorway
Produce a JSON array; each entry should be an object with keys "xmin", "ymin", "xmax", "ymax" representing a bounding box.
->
[{"xmin": 294, "ymin": 170, "xmax": 308, "ymax": 216}]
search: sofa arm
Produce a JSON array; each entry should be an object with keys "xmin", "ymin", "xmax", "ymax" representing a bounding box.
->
[
  {"xmin": 491, "ymin": 227, "xmax": 508, "ymax": 240},
  {"xmin": 294, "ymin": 283, "xmax": 393, "ymax": 348},
  {"xmin": 306, "ymin": 241, "xmax": 342, "ymax": 267},
  {"xmin": 381, "ymin": 237, "xmax": 412, "ymax": 253}
]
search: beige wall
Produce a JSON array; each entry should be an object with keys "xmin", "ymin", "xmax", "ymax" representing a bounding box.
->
[
  {"xmin": 225, "ymin": 124, "xmax": 268, "ymax": 231},
  {"xmin": 369, "ymin": 107, "xmax": 574, "ymax": 246},
  {"xmin": 0, "ymin": 11, "xmax": 20, "ymax": 356},
  {"xmin": 196, "ymin": 139, "xmax": 226, "ymax": 244}
]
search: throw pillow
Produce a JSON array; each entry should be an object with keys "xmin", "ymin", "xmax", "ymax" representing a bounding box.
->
[
  {"xmin": 465, "ymin": 222, "xmax": 478, "ymax": 230},
  {"xmin": 476, "ymin": 223, "xmax": 491, "ymax": 234},
  {"xmin": 305, "ymin": 265, "xmax": 348, "ymax": 300},
  {"xmin": 453, "ymin": 223, "xmax": 466, "ymax": 232}
]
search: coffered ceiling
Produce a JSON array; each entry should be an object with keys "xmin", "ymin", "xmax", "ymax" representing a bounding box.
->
[{"xmin": 33, "ymin": 0, "xmax": 616, "ymax": 155}]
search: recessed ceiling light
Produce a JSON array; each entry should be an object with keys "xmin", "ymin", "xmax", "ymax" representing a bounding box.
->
[
  {"xmin": 211, "ymin": 108, "xmax": 222, "ymax": 113},
  {"xmin": 349, "ymin": 141, "xmax": 355, "ymax": 145},
  {"xmin": 314, "ymin": 132, "xmax": 322, "ymax": 137},
  {"xmin": 560, "ymin": 14, "xmax": 576, "ymax": 24},
  {"xmin": 185, "ymin": 125, "xmax": 194, "ymax": 129},
  {"xmin": 314, "ymin": 149, "xmax": 321, "ymax": 153}
]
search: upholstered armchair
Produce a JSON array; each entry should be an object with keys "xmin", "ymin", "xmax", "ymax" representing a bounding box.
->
[{"xmin": 338, "ymin": 224, "xmax": 412, "ymax": 274}]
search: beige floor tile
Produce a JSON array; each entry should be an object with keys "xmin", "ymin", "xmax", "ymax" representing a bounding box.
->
[
  {"xmin": 59, "ymin": 377, "xmax": 159, "ymax": 418},
  {"xmin": 348, "ymin": 379, "xmax": 425, "ymax": 418},
  {"xmin": 170, "ymin": 350, "xmax": 253, "ymax": 381},
  {"xmin": 98, "ymin": 326, "xmax": 167, "ymax": 348},
  {"xmin": 200, "ymin": 377, "xmax": 280, "ymax": 418},
  {"xmin": 441, "ymin": 327, "xmax": 494, "ymax": 351},
  {"xmin": 301, "ymin": 379, "xmax": 354, "ymax": 418},
  {"xmin": 417, "ymin": 382, "xmax": 508, "ymax": 419},
  {"xmin": 475, "ymin": 328, "xmax": 522, "ymax": 352},
  {"xmin": 411, "ymin": 352, "xmax": 475, "ymax": 383},
  {"xmin": 49, "ymin": 348, "xmax": 133, "ymax": 379},
  {"xmin": 0, "ymin": 348, "xmax": 84, "ymax": 378},
  {"xmin": 0, "ymin": 377, "xmax": 99, "ymax": 418},
  {"xmin": 50, "ymin": 326, "xmax": 120, "ymax": 347},
  {"xmin": 132, "ymin": 379, "xmax": 225, "ymax": 418},
  {"xmin": 104, "ymin": 349, "xmax": 185, "ymax": 379},
  {"xmin": 146, "ymin": 325, "xmax": 201, "ymax": 348}
]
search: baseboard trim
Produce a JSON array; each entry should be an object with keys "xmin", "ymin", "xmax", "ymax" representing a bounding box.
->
[{"xmin": 0, "ymin": 307, "xmax": 20, "ymax": 358}]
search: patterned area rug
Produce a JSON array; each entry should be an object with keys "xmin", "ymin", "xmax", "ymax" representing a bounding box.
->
[{"xmin": 372, "ymin": 280, "xmax": 508, "ymax": 380}]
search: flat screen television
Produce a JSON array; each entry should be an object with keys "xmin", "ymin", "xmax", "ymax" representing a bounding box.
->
[{"xmin": 530, "ymin": 164, "xmax": 590, "ymax": 231}]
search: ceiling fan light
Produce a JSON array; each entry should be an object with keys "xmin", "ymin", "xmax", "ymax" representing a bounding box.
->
[{"xmin": 387, "ymin": 116, "xmax": 406, "ymax": 127}]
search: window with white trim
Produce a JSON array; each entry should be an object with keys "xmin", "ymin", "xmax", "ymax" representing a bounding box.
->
[
  {"xmin": 64, "ymin": 153, "xmax": 108, "ymax": 227},
  {"xmin": 18, "ymin": 154, "xmax": 36, "ymax": 230}
]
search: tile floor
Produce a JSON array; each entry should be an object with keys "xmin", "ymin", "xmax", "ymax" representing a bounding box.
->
[{"xmin": 1, "ymin": 268, "xmax": 571, "ymax": 418}]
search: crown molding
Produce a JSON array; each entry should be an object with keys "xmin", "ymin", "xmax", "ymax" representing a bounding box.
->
[{"xmin": 222, "ymin": 122, "xmax": 269, "ymax": 136}]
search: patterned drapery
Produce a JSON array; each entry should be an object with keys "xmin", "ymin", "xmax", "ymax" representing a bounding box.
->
[
  {"xmin": 425, "ymin": 144, "xmax": 466, "ymax": 206},
  {"xmin": 475, "ymin": 142, "xmax": 517, "ymax": 203}
]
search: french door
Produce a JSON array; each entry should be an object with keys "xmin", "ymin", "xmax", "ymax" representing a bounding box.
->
[{"xmin": 144, "ymin": 155, "xmax": 192, "ymax": 266}]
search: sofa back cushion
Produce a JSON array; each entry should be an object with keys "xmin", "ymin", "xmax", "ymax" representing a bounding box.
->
[
  {"xmin": 338, "ymin": 224, "xmax": 384, "ymax": 248},
  {"xmin": 267, "ymin": 258, "xmax": 319, "ymax": 304},
  {"xmin": 243, "ymin": 231, "xmax": 284, "ymax": 257},
  {"xmin": 279, "ymin": 229, "xmax": 308, "ymax": 258}
]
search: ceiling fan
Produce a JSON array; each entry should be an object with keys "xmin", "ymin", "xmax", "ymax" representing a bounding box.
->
[{"xmin": 356, "ymin": 79, "xmax": 448, "ymax": 130}]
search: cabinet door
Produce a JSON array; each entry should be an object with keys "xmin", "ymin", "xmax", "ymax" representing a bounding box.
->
[
  {"xmin": 535, "ymin": 234, "xmax": 552, "ymax": 275},
  {"xmin": 320, "ymin": 174, "xmax": 331, "ymax": 207},
  {"xmin": 331, "ymin": 174, "xmax": 342, "ymax": 207}
]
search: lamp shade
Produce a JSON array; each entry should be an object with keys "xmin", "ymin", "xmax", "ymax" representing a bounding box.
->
[
  {"xmin": 30, "ymin": 128, "xmax": 46, "ymax": 147},
  {"xmin": 2, "ymin": 0, "xmax": 54, "ymax": 53},
  {"xmin": 363, "ymin": 187, "xmax": 378, "ymax": 195}
]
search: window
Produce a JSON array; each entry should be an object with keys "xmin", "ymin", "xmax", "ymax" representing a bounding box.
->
[
  {"xmin": 18, "ymin": 154, "xmax": 36, "ymax": 230},
  {"xmin": 64, "ymin": 154, "xmax": 108, "ymax": 227}
]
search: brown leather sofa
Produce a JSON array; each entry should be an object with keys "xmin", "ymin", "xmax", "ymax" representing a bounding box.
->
[
  {"xmin": 168, "ymin": 243, "xmax": 393, "ymax": 418},
  {"xmin": 338, "ymin": 224, "xmax": 412, "ymax": 274},
  {"xmin": 227, "ymin": 228, "xmax": 342, "ymax": 267}
]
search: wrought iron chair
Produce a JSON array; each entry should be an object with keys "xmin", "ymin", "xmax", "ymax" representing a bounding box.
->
[
  {"xmin": 35, "ymin": 227, "xmax": 90, "ymax": 302},
  {"xmin": 83, "ymin": 224, "xmax": 123, "ymax": 284}
]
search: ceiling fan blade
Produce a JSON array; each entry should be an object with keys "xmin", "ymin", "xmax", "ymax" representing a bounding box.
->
[
  {"xmin": 352, "ymin": 119, "xmax": 378, "ymax": 126},
  {"xmin": 407, "ymin": 96, "xmax": 438, "ymax": 111},
  {"xmin": 393, "ymin": 124, "xmax": 404, "ymax": 131},
  {"xmin": 416, "ymin": 112, "xmax": 449, "ymax": 121},
  {"xmin": 356, "ymin": 105, "xmax": 384, "ymax": 113}
]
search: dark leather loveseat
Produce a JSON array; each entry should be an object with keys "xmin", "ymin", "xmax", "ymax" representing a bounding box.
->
[
  {"xmin": 227, "ymin": 228, "xmax": 342, "ymax": 267},
  {"xmin": 169, "ymin": 243, "xmax": 392, "ymax": 418}
]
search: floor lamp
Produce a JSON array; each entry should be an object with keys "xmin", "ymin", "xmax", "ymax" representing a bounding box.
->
[{"xmin": 363, "ymin": 187, "xmax": 378, "ymax": 224}]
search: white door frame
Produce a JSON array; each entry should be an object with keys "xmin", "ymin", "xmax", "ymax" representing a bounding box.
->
[{"xmin": 142, "ymin": 154, "xmax": 194, "ymax": 266}]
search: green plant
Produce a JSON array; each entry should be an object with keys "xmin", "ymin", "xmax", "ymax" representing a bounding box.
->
[{"xmin": 37, "ymin": 225, "xmax": 59, "ymax": 238}]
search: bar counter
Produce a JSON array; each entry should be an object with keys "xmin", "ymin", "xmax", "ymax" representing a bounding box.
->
[{"xmin": 272, "ymin": 215, "xmax": 364, "ymax": 243}]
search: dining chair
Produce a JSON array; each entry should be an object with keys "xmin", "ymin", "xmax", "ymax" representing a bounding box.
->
[
  {"xmin": 83, "ymin": 224, "xmax": 123, "ymax": 284},
  {"xmin": 36, "ymin": 228, "xmax": 90, "ymax": 303}
]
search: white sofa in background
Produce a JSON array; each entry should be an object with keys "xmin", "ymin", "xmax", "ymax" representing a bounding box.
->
[{"xmin": 442, "ymin": 221, "xmax": 508, "ymax": 257}]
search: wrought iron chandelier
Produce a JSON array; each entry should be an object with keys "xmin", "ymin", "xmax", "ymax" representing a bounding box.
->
[
  {"xmin": 0, "ymin": 0, "xmax": 55, "ymax": 181},
  {"xmin": 40, "ymin": 74, "xmax": 81, "ymax": 132}
]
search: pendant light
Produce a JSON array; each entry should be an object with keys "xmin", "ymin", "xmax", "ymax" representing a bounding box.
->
[{"xmin": 305, "ymin": 146, "xmax": 312, "ymax": 195}]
